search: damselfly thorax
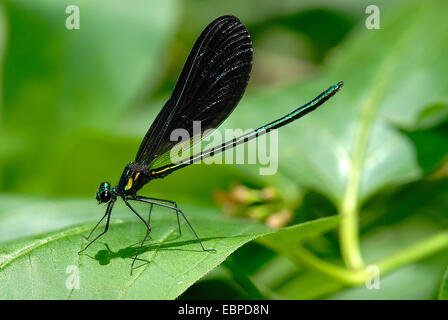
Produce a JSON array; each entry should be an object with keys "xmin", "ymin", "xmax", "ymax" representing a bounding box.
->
[{"xmin": 116, "ymin": 163, "xmax": 151, "ymax": 196}]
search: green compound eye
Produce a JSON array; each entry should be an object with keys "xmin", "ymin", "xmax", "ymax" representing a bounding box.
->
[
  {"xmin": 96, "ymin": 182, "xmax": 112, "ymax": 203},
  {"xmin": 100, "ymin": 182, "xmax": 110, "ymax": 190}
]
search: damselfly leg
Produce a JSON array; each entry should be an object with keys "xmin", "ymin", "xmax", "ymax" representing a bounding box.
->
[
  {"xmin": 128, "ymin": 196, "xmax": 216, "ymax": 253},
  {"xmin": 79, "ymin": 198, "xmax": 116, "ymax": 254},
  {"xmin": 134, "ymin": 195, "xmax": 181, "ymax": 235},
  {"xmin": 122, "ymin": 197, "xmax": 152, "ymax": 275}
]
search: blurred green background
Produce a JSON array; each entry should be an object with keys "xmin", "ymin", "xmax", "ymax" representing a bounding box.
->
[{"xmin": 1, "ymin": 0, "xmax": 448, "ymax": 299}]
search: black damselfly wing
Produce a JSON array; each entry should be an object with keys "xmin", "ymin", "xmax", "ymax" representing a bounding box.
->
[{"xmin": 135, "ymin": 15, "xmax": 253, "ymax": 169}]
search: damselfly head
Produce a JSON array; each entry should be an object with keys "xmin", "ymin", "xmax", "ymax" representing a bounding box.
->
[{"xmin": 96, "ymin": 182, "xmax": 112, "ymax": 204}]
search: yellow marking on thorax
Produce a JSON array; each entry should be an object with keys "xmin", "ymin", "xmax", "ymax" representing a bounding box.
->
[{"xmin": 125, "ymin": 177, "xmax": 134, "ymax": 191}]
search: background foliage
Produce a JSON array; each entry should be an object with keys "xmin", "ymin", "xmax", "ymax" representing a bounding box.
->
[{"xmin": 1, "ymin": 0, "xmax": 447, "ymax": 299}]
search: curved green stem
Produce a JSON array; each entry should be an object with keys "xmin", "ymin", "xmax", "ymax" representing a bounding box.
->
[
  {"xmin": 337, "ymin": 10, "xmax": 416, "ymax": 269},
  {"xmin": 338, "ymin": 84, "xmax": 383, "ymax": 269},
  {"xmin": 291, "ymin": 232, "xmax": 448, "ymax": 286},
  {"xmin": 376, "ymin": 232, "xmax": 448, "ymax": 273},
  {"xmin": 294, "ymin": 246, "xmax": 365, "ymax": 285},
  {"xmin": 339, "ymin": 199, "xmax": 364, "ymax": 270}
]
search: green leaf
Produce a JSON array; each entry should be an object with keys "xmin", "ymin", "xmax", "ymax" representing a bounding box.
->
[
  {"xmin": 257, "ymin": 215, "xmax": 341, "ymax": 255},
  {"xmin": 439, "ymin": 268, "xmax": 448, "ymax": 300},
  {"xmin": 0, "ymin": 195, "xmax": 343, "ymax": 299},
  {"xmin": 0, "ymin": 201, "xmax": 270, "ymax": 299},
  {"xmin": 255, "ymin": 216, "xmax": 357, "ymax": 286}
]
